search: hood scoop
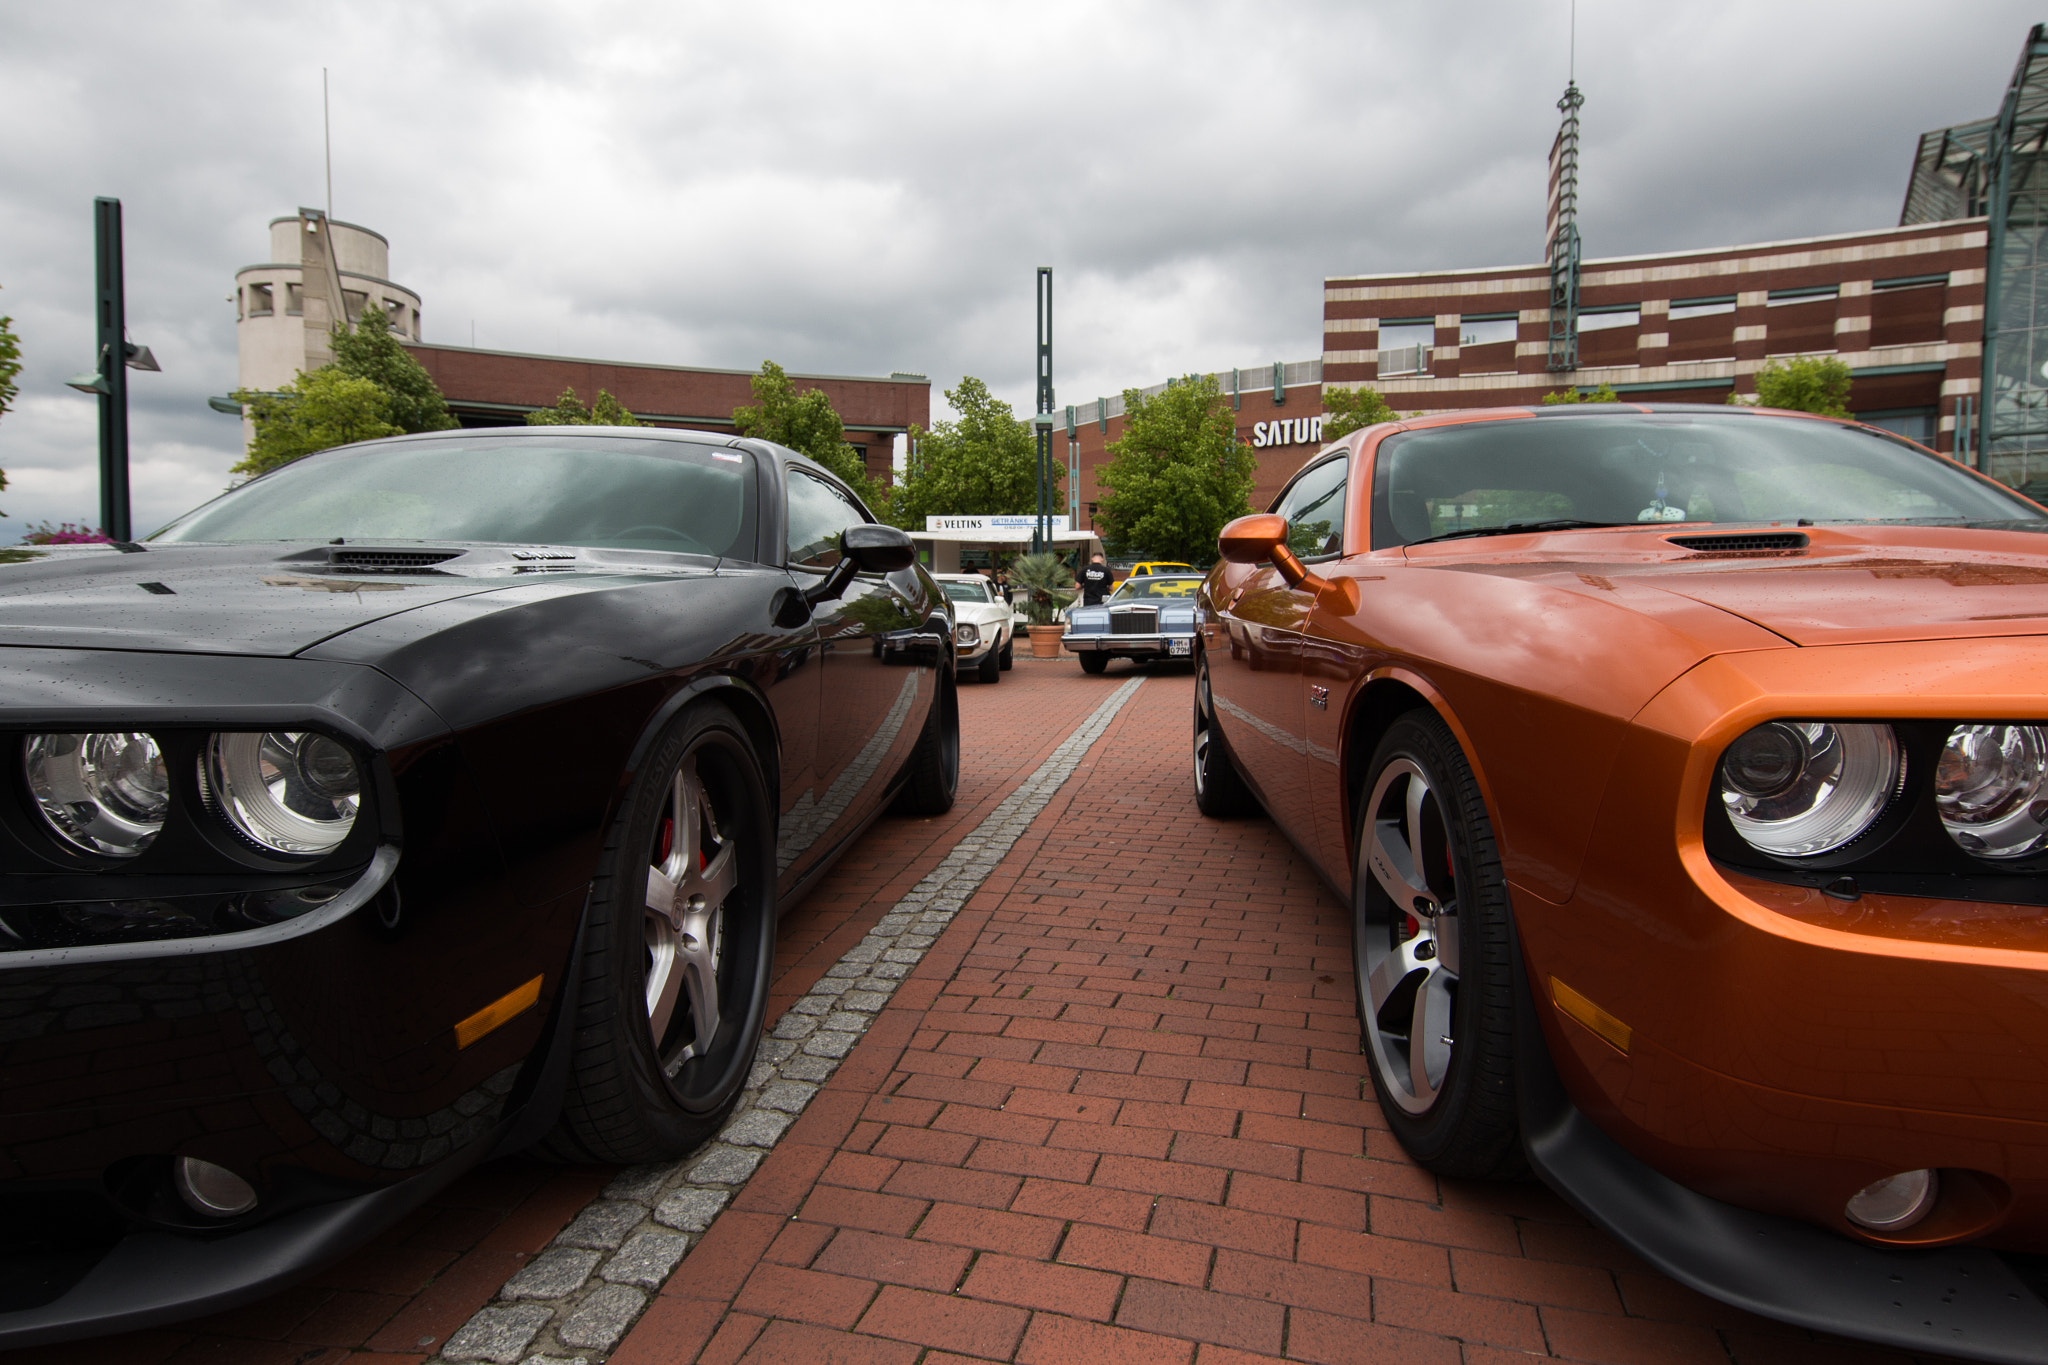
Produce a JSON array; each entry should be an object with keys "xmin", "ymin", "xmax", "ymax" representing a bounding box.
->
[
  {"xmin": 1665, "ymin": 531, "xmax": 1809, "ymax": 558},
  {"xmin": 324, "ymin": 547, "xmax": 465, "ymax": 573}
]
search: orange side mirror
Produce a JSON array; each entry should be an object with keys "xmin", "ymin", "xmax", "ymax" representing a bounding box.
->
[{"xmin": 1217, "ymin": 513, "xmax": 1359, "ymax": 613}]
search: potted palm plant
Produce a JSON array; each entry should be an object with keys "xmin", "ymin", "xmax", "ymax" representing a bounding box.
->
[{"xmin": 1007, "ymin": 552, "xmax": 1077, "ymax": 659}]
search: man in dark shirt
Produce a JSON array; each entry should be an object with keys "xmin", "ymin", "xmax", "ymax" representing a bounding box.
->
[{"xmin": 1078, "ymin": 553, "xmax": 1113, "ymax": 606}]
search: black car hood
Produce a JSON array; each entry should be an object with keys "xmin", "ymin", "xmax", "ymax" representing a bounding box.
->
[{"xmin": 0, "ymin": 543, "xmax": 713, "ymax": 657}]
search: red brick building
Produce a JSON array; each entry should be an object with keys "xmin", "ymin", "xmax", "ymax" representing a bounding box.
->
[
  {"xmin": 403, "ymin": 343, "xmax": 930, "ymax": 485},
  {"xmin": 1323, "ymin": 219, "xmax": 1984, "ymax": 457}
]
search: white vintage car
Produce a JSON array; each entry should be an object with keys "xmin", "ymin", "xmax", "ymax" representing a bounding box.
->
[{"xmin": 933, "ymin": 574, "xmax": 1014, "ymax": 683}]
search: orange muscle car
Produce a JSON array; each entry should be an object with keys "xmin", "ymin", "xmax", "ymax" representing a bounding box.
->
[{"xmin": 1197, "ymin": 404, "xmax": 2048, "ymax": 1361}]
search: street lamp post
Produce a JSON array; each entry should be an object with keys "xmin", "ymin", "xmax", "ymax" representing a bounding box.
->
[
  {"xmin": 64, "ymin": 198, "xmax": 158, "ymax": 542},
  {"xmin": 1033, "ymin": 267, "xmax": 1053, "ymax": 555}
]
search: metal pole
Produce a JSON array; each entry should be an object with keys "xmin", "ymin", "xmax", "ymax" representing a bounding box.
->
[
  {"xmin": 1034, "ymin": 267, "xmax": 1053, "ymax": 556},
  {"xmin": 94, "ymin": 197, "xmax": 131, "ymax": 542}
]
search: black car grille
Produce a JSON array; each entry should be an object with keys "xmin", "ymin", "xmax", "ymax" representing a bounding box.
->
[
  {"xmin": 326, "ymin": 549, "xmax": 464, "ymax": 572},
  {"xmin": 1110, "ymin": 609, "xmax": 1159, "ymax": 635},
  {"xmin": 1665, "ymin": 532, "xmax": 1809, "ymax": 555}
]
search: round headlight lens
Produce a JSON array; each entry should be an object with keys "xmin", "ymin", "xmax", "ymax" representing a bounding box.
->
[
  {"xmin": 1937, "ymin": 723, "xmax": 2048, "ymax": 859},
  {"xmin": 23, "ymin": 731, "xmax": 170, "ymax": 857},
  {"xmin": 1719, "ymin": 721, "xmax": 1901, "ymax": 856},
  {"xmin": 954, "ymin": 622, "xmax": 981, "ymax": 646},
  {"xmin": 206, "ymin": 732, "xmax": 361, "ymax": 855}
]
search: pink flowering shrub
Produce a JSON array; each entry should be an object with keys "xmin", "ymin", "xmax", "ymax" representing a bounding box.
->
[{"xmin": 20, "ymin": 520, "xmax": 112, "ymax": 545}]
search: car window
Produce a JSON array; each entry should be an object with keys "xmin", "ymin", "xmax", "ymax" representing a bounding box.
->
[
  {"xmin": 1111, "ymin": 576, "xmax": 1202, "ymax": 601},
  {"xmin": 785, "ymin": 468, "xmax": 868, "ymax": 569},
  {"xmin": 941, "ymin": 581, "xmax": 992, "ymax": 604},
  {"xmin": 151, "ymin": 436, "xmax": 758, "ymax": 555},
  {"xmin": 1368, "ymin": 413, "xmax": 2044, "ymax": 547},
  {"xmin": 1274, "ymin": 455, "xmax": 1347, "ymax": 559}
]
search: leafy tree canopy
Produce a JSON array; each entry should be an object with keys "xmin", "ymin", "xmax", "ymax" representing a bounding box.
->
[
  {"xmin": 1541, "ymin": 382, "xmax": 1621, "ymax": 405},
  {"xmin": 893, "ymin": 377, "xmax": 1040, "ymax": 529},
  {"xmin": 0, "ymin": 289, "xmax": 21, "ymax": 514},
  {"xmin": 1094, "ymin": 374, "xmax": 1258, "ymax": 565},
  {"xmin": 1321, "ymin": 384, "xmax": 1401, "ymax": 439},
  {"xmin": 1738, "ymin": 355, "xmax": 1853, "ymax": 418},
  {"xmin": 732, "ymin": 360, "xmax": 895, "ymax": 514},
  {"xmin": 328, "ymin": 307, "xmax": 458, "ymax": 433},
  {"xmin": 526, "ymin": 386, "xmax": 642, "ymax": 426},
  {"xmin": 231, "ymin": 369, "xmax": 402, "ymax": 476},
  {"xmin": 232, "ymin": 306, "xmax": 457, "ymax": 476}
]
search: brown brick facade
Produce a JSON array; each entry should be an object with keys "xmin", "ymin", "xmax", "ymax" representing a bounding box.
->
[
  {"xmin": 404, "ymin": 344, "xmax": 930, "ymax": 485},
  {"xmin": 1323, "ymin": 221, "xmax": 1987, "ymax": 458}
]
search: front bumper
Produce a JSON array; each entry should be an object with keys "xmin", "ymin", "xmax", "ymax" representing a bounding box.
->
[{"xmin": 1064, "ymin": 633, "xmax": 1193, "ymax": 658}]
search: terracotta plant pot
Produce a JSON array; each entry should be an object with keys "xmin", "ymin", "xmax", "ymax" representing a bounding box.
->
[{"xmin": 1028, "ymin": 624, "xmax": 1066, "ymax": 659}]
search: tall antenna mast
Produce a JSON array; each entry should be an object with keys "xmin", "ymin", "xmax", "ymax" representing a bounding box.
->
[
  {"xmin": 1545, "ymin": 61, "xmax": 1583, "ymax": 373},
  {"xmin": 323, "ymin": 68, "xmax": 333, "ymax": 221}
]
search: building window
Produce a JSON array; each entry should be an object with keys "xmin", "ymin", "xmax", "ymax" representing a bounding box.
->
[
  {"xmin": 384, "ymin": 299, "xmax": 408, "ymax": 335},
  {"xmin": 1458, "ymin": 315, "xmax": 1516, "ymax": 346},
  {"xmin": 411, "ymin": 307, "xmax": 422, "ymax": 338},
  {"xmin": 246, "ymin": 282, "xmax": 273, "ymax": 317},
  {"xmin": 284, "ymin": 282, "xmax": 304, "ymax": 317},
  {"xmin": 1768, "ymin": 285, "xmax": 1838, "ymax": 306},
  {"xmin": 1670, "ymin": 295, "xmax": 1735, "ymax": 319},
  {"xmin": 1857, "ymin": 407, "xmax": 1938, "ymax": 445},
  {"xmin": 1578, "ymin": 306, "xmax": 1640, "ymax": 332},
  {"xmin": 342, "ymin": 289, "xmax": 369, "ymax": 322}
]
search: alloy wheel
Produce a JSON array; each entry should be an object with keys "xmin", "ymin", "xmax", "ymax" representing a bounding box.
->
[
  {"xmin": 1358, "ymin": 757, "xmax": 1461, "ymax": 1114},
  {"xmin": 644, "ymin": 755, "xmax": 736, "ymax": 1077}
]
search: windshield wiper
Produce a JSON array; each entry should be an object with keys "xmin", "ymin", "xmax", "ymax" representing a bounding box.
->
[{"xmin": 1406, "ymin": 518, "xmax": 1637, "ymax": 547}]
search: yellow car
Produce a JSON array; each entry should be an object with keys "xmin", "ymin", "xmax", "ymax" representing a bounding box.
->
[{"xmin": 1127, "ymin": 560, "xmax": 1195, "ymax": 578}]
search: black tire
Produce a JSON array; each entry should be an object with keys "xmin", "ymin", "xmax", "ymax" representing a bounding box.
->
[
  {"xmin": 999, "ymin": 636, "xmax": 1013, "ymax": 671},
  {"xmin": 893, "ymin": 674, "xmax": 959, "ymax": 815},
  {"xmin": 1193, "ymin": 657, "xmax": 1259, "ymax": 817},
  {"xmin": 544, "ymin": 702, "xmax": 777, "ymax": 1164},
  {"xmin": 977, "ymin": 645, "xmax": 1000, "ymax": 684},
  {"xmin": 1078, "ymin": 652, "xmax": 1109, "ymax": 675},
  {"xmin": 1353, "ymin": 711, "xmax": 1522, "ymax": 1180}
]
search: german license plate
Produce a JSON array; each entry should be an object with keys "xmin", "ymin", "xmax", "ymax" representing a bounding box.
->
[{"xmin": 1168, "ymin": 637, "xmax": 1191, "ymax": 656}]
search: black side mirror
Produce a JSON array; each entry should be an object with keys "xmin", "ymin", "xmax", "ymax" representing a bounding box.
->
[{"xmin": 842, "ymin": 523, "xmax": 916, "ymax": 574}]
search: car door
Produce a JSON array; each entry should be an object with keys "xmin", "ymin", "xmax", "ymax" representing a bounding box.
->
[
  {"xmin": 1212, "ymin": 454, "xmax": 1350, "ymax": 841},
  {"xmin": 783, "ymin": 465, "xmax": 924, "ymax": 857}
]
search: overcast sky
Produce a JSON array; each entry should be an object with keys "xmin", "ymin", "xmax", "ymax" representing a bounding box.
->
[{"xmin": 0, "ymin": 1, "xmax": 2037, "ymax": 538}]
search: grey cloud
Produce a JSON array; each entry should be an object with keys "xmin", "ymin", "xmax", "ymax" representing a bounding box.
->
[{"xmin": 0, "ymin": 0, "xmax": 2037, "ymax": 538}]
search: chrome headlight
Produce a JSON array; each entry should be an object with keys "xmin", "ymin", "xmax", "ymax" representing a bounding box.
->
[
  {"xmin": 205, "ymin": 732, "xmax": 361, "ymax": 855},
  {"xmin": 1936, "ymin": 723, "xmax": 2048, "ymax": 859},
  {"xmin": 23, "ymin": 732, "xmax": 170, "ymax": 857},
  {"xmin": 954, "ymin": 622, "xmax": 981, "ymax": 646},
  {"xmin": 1719, "ymin": 721, "xmax": 1901, "ymax": 856}
]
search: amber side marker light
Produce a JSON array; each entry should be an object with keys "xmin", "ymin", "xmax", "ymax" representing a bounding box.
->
[
  {"xmin": 1550, "ymin": 977, "xmax": 1633, "ymax": 1055},
  {"xmin": 454, "ymin": 975, "xmax": 543, "ymax": 1049}
]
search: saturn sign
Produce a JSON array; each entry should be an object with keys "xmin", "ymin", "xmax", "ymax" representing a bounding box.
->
[{"xmin": 1250, "ymin": 415, "xmax": 1327, "ymax": 449}]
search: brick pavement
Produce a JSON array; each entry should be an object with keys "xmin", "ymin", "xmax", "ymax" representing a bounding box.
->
[{"xmin": 6, "ymin": 660, "xmax": 1978, "ymax": 1364}]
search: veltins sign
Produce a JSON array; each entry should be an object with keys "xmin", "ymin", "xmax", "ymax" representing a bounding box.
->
[
  {"xmin": 1250, "ymin": 415, "xmax": 1327, "ymax": 449},
  {"xmin": 924, "ymin": 515, "xmax": 1073, "ymax": 534}
]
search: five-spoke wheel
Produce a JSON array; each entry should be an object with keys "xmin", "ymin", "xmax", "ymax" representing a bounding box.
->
[
  {"xmin": 546, "ymin": 702, "xmax": 776, "ymax": 1164},
  {"xmin": 1354, "ymin": 711, "xmax": 1522, "ymax": 1178}
]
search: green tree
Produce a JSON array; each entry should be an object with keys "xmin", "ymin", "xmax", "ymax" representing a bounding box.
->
[
  {"xmin": 526, "ymin": 386, "xmax": 642, "ymax": 426},
  {"xmin": 231, "ymin": 369, "xmax": 402, "ymax": 476},
  {"xmin": 328, "ymin": 307, "xmax": 458, "ymax": 433},
  {"xmin": 1737, "ymin": 355, "xmax": 1853, "ymax": 418},
  {"xmin": 1093, "ymin": 374, "xmax": 1257, "ymax": 565},
  {"xmin": 892, "ymin": 376, "xmax": 1039, "ymax": 529},
  {"xmin": 733, "ymin": 360, "xmax": 867, "ymax": 482},
  {"xmin": 232, "ymin": 306, "xmax": 457, "ymax": 475},
  {"xmin": 1541, "ymin": 382, "xmax": 1621, "ymax": 404},
  {"xmin": 1321, "ymin": 384, "xmax": 1400, "ymax": 439},
  {"xmin": 0, "ymin": 294, "xmax": 19, "ymax": 515}
]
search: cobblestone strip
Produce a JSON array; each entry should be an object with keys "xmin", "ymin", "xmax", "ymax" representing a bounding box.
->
[{"xmin": 434, "ymin": 676, "xmax": 1146, "ymax": 1364}]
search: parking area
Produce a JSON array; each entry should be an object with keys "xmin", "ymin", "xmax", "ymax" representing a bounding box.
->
[{"xmin": 8, "ymin": 661, "xmax": 1968, "ymax": 1365}]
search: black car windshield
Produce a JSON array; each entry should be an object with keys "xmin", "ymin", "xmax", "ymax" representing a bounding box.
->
[
  {"xmin": 152, "ymin": 435, "xmax": 757, "ymax": 557},
  {"xmin": 1369, "ymin": 412, "xmax": 2043, "ymax": 548},
  {"xmin": 941, "ymin": 581, "xmax": 992, "ymax": 604},
  {"xmin": 1111, "ymin": 576, "xmax": 1202, "ymax": 601}
]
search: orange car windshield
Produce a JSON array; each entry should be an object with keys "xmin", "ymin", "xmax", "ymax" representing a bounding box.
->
[{"xmin": 1370, "ymin": 413, "xmax": 2042, "ymax": 547}]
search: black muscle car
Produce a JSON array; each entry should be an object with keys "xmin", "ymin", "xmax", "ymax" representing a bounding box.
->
[{"xmin": 0, "ymin": 427, "xmax": 958, "ymax": 1344}]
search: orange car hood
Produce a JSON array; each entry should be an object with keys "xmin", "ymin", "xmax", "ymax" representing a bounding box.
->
[{"xmin": 1414, "ymin": 523, "xmax": 2048, "ymax": 647}]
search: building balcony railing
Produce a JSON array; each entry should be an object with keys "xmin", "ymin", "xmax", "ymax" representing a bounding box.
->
[{"xmin": 1378, "ymin": 344, "xmax": 1432, "ymax": 376}]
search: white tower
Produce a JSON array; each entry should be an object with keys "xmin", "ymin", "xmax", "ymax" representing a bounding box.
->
[{"xmin": 233, "ymin": 211, "xmax": 423, "ymax": 393}]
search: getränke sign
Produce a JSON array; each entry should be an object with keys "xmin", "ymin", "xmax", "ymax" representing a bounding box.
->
[
  {"xmin": 924, "ymin": 515, "xmax": 1073, "ymax": 534},
  {"xmin": 1249, "ymin": 415, "xmax": 1326, "ymax": 449}
]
